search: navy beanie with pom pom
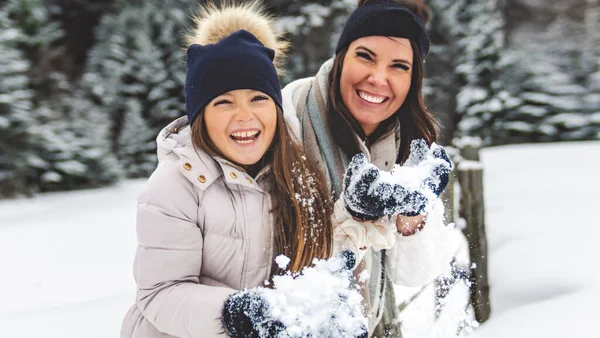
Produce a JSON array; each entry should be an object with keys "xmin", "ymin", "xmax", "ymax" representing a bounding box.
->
[{"xmin": 185, "ymin": 29, "xmax": 282, "ymax": 125}]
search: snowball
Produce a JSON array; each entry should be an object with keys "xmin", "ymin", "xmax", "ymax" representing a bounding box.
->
[
  {"xmin": 260, "ymin": 255, "xmax": 367, "ymax": 337},
  {"xmin": 275, "ymin": 255, "xmax": 291, "ymax": 270}
]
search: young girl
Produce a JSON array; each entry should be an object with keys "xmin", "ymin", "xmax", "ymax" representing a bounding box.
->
[{"xmin": 119, "ymin": 3, "xmax": 338, "ymax": 337}]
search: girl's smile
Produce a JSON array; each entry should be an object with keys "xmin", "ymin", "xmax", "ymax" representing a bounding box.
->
[
  {"xmin": 229, "ymin": 129, "xmax": 261, "ymax": 145},
  {"xmin": 204, "ymin": 89, "xmax": 277, "ymax": 167}
]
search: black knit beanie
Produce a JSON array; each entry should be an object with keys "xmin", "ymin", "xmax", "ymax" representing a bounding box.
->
[
  {"xmin": 185, "ymin": 29, "xmax": 282, "ymax": 126},
  {"xmin": 336, "ymin": 0, "xmax": 430, "ymax": 59}
]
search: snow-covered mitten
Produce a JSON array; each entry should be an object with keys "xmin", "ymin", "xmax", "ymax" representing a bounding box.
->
[
  {"xmin": 343, "ymin": 153, "xmax": 428, "ymax": 220},
  {"xmin": 221, "ymin": 290, "xmax": 285, "ymax": 338},
  {"xmin": 326, "ymin": 249, "xmax": 358, "ymax": 274},
  {"xmin": 378, "ymin": 139, "xmax": 453, "ymax": 216},
  {"xmin": 405, "ymin": 139, "xmax": 453, "ymax": 198}
]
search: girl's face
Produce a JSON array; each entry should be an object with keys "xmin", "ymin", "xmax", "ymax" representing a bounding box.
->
[
  {"xmin": 340, "ymin": 36, "xmax": 413, "ymax": 136},
  {"xmin": 203, "ymin": 89, "xmax": 277, "ymax": 166}
]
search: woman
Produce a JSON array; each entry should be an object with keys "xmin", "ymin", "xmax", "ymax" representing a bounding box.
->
[{"xmin": 282, "ymin": 0, "xmax": 457, "ymax": 336}]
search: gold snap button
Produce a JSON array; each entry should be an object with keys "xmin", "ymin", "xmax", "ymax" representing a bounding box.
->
[
  {"xmin": 246, "ymin": 178, "xmax": 252, "ymax": 184},
  {"xmin": 230, "ymin": 172, "xmax": 237, "ymax": 179},
  {"xmin": 183, "ymin": 163, "xmax": 192, "ymax": 171},
  {"xmin": 197, "ymin": 175, "xmax": 206, "ymax": 183}
]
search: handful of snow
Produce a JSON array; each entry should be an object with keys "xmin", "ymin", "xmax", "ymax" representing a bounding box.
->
[
  {"xmin": 344, "ymin": 139, "xmax": 452, "ymax": 217},
  {"xmin": 258, "ymin": 254, "xmax": 367, "ymax": 337}
]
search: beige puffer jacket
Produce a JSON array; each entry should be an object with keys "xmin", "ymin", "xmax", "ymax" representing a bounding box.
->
[{"xmin": 120, "ymin": 116, "xmax": 274, "ymax": 338}]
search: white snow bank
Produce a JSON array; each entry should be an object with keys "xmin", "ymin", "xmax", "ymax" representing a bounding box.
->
[{"xmin": 469, "ymin": 141, "xmax": 600, "ymax": 338}]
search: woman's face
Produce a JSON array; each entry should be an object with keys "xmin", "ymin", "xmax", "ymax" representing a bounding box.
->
[
  {"xmin": 203, "ymin": 89, "xmax": 277, "ymax": 166},
  {"xmin": 340, "ymin": 36, "xmax": 413, "ymax": 136}
]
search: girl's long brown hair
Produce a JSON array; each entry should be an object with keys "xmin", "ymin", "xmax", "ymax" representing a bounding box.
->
[
  {"xmin": 191, "ymin": 106, "xmax": 333, "ymax": 279},
  {"xmin": 329, "ymin": 0, "xmax": 438, "ymax": 164}
]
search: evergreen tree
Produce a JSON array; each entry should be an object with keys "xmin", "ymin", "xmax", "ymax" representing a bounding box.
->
[
  {"xmin": 453, "ymin": 0, "xmax": 509, "ymax": 145},
  {"xmin": 497, "ymin": 58, "xmax": 590, "ymax": 143},
  {"xmin": 3, "ymin": 0, "xmax": 63, "ymax": 94},
  {"xmin": 495, "ymin": 1, "xmax": 593, "ymax": 144},
  {"xmin": 493, "ymin": 0, "xmax": 594, "ymax": 144},
  {"xmin": 0, "ymin": 10, "xmax": 35, "ymax": 198},
  {"xmin": 82, "ymin": 0, "xmax": 189, "ymax": 178},
  {"xmin": 117, "ymin": 101, "xmax": 157, "ymax": 178},
  {"xmin": 423, "ymin": 0, "xmax": 468, "ymax": 144},
  {"xmin": 27, "ymin": 86, "xmax": 122, "ymax": 192},
  {"xmin": 589, "ymin": 58, "xmax": 600, "ymax": 139},
  {"xmin": 584, "ymin": 0, "xmax": 600, "ymax": 139},
  {"xmin": 3, "ymin": 0, "xmax": 121, "ymax": 193},
  {"xmin": 274, "ymin": 0, "xmax": 354, "ymax": 82}
]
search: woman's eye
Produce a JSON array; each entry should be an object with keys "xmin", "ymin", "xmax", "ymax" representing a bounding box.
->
[
  {"xmin": 213, "ymin": 99, "xmax": 231, "ymax": 106},
  {"xmin": 251, "ymin": 95, "xmax": 269, "ymax": 102},
  {"xmin": 355, "ymin": 51, "xmax": 373, "ymax": 61},
  {"xmin": 393, "ymin": 63, "xmax": 410, "ymax": 71}
]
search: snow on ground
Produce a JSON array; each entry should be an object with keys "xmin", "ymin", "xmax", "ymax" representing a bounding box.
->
[
  {"xmin": 0, "ymin": 180, "xmax": 145, "ymax": 338},
  {"xmin": 469, "ymin": 141, "xmax": 600, "ymax": 338},
  {"xmin": 0, "ymin": 141, "xmax": 598, "ymax": 337}
]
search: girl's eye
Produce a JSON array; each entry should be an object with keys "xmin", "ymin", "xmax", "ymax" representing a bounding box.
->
[
  {"xmin": 251, "ymin": 95, "xmax": 269, "ymax": 102},
  {"xmin": 355, "ymin": 51, "xmax": 373, "ymax": 61},
  {"xmin": 213, "ymin": 99, "xmax": 231, "ymax": 106},
  {"xmin": 393, "ymin": 63, "xmax": 410, "ymax": 71}
]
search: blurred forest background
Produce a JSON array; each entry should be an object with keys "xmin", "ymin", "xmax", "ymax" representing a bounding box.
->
[{"xmin": 0, "ymin": 0, "xmax": 598, "ymax": 198}]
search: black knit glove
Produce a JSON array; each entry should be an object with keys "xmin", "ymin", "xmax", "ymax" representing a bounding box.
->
[
  {"xmin": 343, "ymin": 153, "xmax": 428, "ymax": 220},
  {"xmin": 405, "ymin": 139, "xmax": 453, "ymax": 198},
  {"xmin": 221, "ymin": 290, "xmax": 285, "ymax": 338}
]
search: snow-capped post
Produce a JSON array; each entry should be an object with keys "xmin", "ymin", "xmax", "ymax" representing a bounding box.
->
[
  {"xmin": 440, "ymin": 146, "xmax": 459, "ymax": 224},
  {"xmin": 457, "ymin": 142, "xmax": 490, "ymax": 324}
]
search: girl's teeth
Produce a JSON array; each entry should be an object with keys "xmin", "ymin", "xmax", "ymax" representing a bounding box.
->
[
  {"xmin": 231, "ymin": 130, "xmax": 258, "ymax": 138},
  {"xmin": 359, "ymin": 91, "xmax": 385, "ymax": 103}
]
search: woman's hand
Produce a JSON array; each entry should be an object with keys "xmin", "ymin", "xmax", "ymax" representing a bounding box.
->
[
  {"xmin": 396, "ymin": 213, "xmax": 426, "ymax": 236},
  {"xmin": 342, "ymin": 153, "xmax": 428, "ymax": 220}
]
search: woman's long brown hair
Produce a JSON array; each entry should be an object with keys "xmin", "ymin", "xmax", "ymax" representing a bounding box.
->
[
  {"xmin": 328, "ymin": 0, "xmax": 438, "ymax": 164},
  {"xmin": 191, "ymin": 106, "xmax": 333, "ymax": 280}
]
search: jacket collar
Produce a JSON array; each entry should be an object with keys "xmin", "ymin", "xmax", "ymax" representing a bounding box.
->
[{"xmin": 157, "ymin": 116, "xmax": 269, "ymax": 192}]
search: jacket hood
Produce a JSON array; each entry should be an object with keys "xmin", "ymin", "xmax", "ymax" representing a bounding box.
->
[
  {"xmin": 184, "ymin": 0, "xmax": 289, "ymax": 76},
  {"xmin": 156, "ymin": 116, "xmax": 195, "ymax": 162}
]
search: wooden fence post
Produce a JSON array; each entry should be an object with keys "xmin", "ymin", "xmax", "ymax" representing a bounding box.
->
[{"xmin": 457, "ymin": 159, "xmax": 491, "ymax": 323}]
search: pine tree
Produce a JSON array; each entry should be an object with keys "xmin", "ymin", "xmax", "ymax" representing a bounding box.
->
[
  {"xmin": 492, "ymin": 0, "xmax": 594, "ymax": 144},
  {"xmin": 453, "ymin": 0, "xmax": 509, "ymax": 145},
  {"xmin": 0, "ymin": 10, "xmax": 35, "ymax": 198},
  {"xmin": 81, "ymin": 0, "xmax": 188, "ymax": 178},
  {"xmin": 423, "ymin": 0, "xmax": 468, "ymax": 144},
  {"xmin": 3, "ymin": 0, "xmax": 121, "ymax": 192},
  {"xmin": 3, "ymin": 0, "xmax": 63, "ymax": 94},
  {"xmin": 274, "ymin": 0, "xmax": 354, "ymax": 82},
  {"xmin": 589, "ymin": 59, "xmax": 600, "ymax": 139},
  {"xmin": 27, "ymin": 87, "xmax": 122, "ymax": 192},
  {"xmin": 494, "ymin": 4, "xmax": 593, "ymax": 144},
  {"xmin": 117, "ymin": 101, "xmax": 158, "ymax": 178},
  {"xmin": 584, "ymin": 0, "xmax": 600, "ymax": 139},
  {"xmin": 497, "ymin": 59, "xmax": 590, "ymax": 143}
]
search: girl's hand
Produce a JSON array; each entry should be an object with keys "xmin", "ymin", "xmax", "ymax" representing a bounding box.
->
[{"xmin": 221, "ymin": 290, "xmax": 285, "ymax": 338}]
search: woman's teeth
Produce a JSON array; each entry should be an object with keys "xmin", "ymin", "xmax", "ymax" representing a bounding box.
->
[{"xmin": 358, "ymin": 90, "xmax": 386, "ymax": 104}]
